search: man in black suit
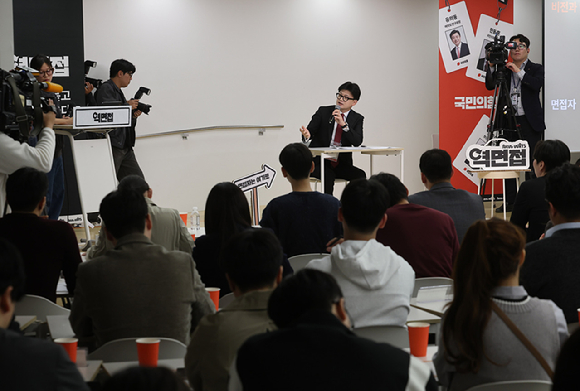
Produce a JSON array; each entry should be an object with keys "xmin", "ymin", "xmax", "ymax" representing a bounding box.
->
[
  {"xmin": 521, "ymin": 164, "xmax": 580, "ymax": 324},
  {"xmin": 450, "ymin": 29, "xmax": 470, "ymax": 60},
  {"xmin": 485, "ymin": 34, "xmax": 545, "ymax": 211},
  {"xmin": 299, "ymin": 82, "xmax": 365, "ymax": 195}
]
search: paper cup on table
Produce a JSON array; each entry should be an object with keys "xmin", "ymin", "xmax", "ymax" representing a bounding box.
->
[
  {"xmin": 54, "ymin": 338, "xmax": 78, "ymax": 363},
  {"xmin": 136, "ymin": 338, "xmax": 160, "ymax": 367},
  {"xmin": 179, "ymin": 213, "xmax": 188, "ymax": 226},
  {"xmin": 206, "ymin": 287, "xmax": 220, "ymax": 311},
  {"xmin": 407, "ymin": 322, "xmax": 430, "ymax": 357},
  {"xmin": 577, "ymin": 308, "xmax": 580, "ymax": 324}
]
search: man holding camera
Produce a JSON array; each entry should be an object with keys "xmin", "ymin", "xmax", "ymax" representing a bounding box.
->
[
  {"xmin": 95, "ymin": 59, "xmax": 144, "ymax": 181},
  {"xmin": 485, "ymin": 34, "xmax": 545, "ymax": 211}
]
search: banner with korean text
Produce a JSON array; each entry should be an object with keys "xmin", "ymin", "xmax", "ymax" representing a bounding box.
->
[{"xmin": 439, "ymin": 0, "xmax": 513, "ymax": 196}]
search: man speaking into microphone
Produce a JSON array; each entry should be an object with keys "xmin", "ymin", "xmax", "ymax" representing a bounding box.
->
[{"xmin": 299, "ymin": 82, "xmax": 365, "ymax": 195}]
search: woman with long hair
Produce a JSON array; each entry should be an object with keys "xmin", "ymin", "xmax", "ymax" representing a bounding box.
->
[{"xmin": 434, "ymin": 218, "xmax": 567, "ymax": 390}]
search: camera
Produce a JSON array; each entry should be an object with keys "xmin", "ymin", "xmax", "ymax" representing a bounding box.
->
[
  {"xmin": 485, "ymin": 33, "xmax": 518, "ymax": 65},
  {"xmin": 1, "ymin": 66, "xmax": 59, "ymax": 141},
  {"xmin": 134, "ymin": 87, "xmax": 152, "ymax": 115},
  {"xmin": 84, "ymin": 60, "xmax": 103, "ymax": 89}
]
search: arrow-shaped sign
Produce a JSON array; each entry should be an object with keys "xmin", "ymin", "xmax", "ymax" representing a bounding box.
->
[{"xmin": 233, "ymin": 164, "xmax": 277, "ymax": 193}]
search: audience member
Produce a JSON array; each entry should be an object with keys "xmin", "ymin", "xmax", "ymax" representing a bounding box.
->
[
  {"xmin": 230, "ymin": 269, "xmax": 437, "ymax": 391},
  {"xmin": 521, "ymin": 163, "xmax": 580, "ymax": 324},
  {"xmin": 70, "ymin": 189, "xmax": 214, "ymax": 350},
  {"xmin": 0, "ymin": 167, "xmax": 81, "ymax": 302},
  {"xmin": 103, "ymin": 367, "xmax": 189, "ymax": 391},
  {"xmin": 194, "ymin": 182, "xmax": 292, "ymax": 298},
  {"xmin": 434, "ymin": 218, "xmax": 566, "ymax": 390},
  {"xmin": 306, "ymin": 179, "xmax": 414, "ymax": 328},
  {"xmin": 373, "ymin": 173, "xmax": 459, "ymax": 278},
  {"xmin": 0, "ymin": 238, "xmax": 89, "ymax": 391},
  {"xmin": 552, "ymin": 328, "xmax": 580, "ymax": 390},
  {"xmin": 409, "ymin": 149, "xmax": 485, "ymax": 243},
  {"xmin": 88, "ymin": 175, "xmax": 194, "ymax": 259},
  {"xmin": 185, "ymin": 229, "xmax": 282, "ymax": 391},
  {"xmin": 510, "ymin": 140, "xmax": 570, "ymax": 242},
  {"xmin": 260, "ymin": 143, "xmax": 342, "ymax": 256}
]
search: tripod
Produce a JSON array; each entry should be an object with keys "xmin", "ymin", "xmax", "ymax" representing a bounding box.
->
[{"xmin": 487, "ymin": 63, "xmax": 522, "ymax": 145}]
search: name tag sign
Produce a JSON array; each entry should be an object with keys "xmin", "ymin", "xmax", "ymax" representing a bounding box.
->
[
  {"xmin": 466, "ymin": 140, "xmax": 530, "ymax": 170},
  {"xmin": 73, "ymin": 106, "xmax": 132, "ymax": 129}
]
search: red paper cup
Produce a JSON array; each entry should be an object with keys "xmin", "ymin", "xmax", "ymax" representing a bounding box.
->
[
  {"xmin": 206, "ymin": 287, "xmax": 220, "ymax": 311},
  {"xmin": 55, "ymin": 338, "xmax": 78, "ymax": 363},
  {"xmin": 407, "ymin": 322, "xmax": 430, "ymax": 357},
  {"xmin": 136, "ymin": 338, "xmax": 160, "ymax": 367},
  {"xmin": 577, "ymin": 308, "xmax": 580, "ymax": 324},
  {"xmin": 191, "ymin": 234, "xmax": 196, "ymax": 241},
  {"xmin": 179, "ymin": 213, "xmax": 188, "ymax": 226}
]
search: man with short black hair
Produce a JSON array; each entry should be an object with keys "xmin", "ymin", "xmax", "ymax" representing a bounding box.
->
[
  {"xmin": 70, "ymin": 189, "xmax": 213, "ymax": 349},
  {"xmin": 374, "ymin": 173, "xmax": 459, "ymax": 278},
  {"xmin": 230, "ymin": 269, "xmax": 437, "ymax": 391},
  {"xmin": 450, "ymin": 29, "xmax": 470, "ymax": 60},
  {"xmin": 96, "ymin": 59, "xmax": 144, "ymax": 181},
  {"xmin": 409, "ymin": 149, "xmax": 485, "ymax": 243},
  {"xmin": 306, "ymin": 179, "xmax": 414, "ymax": 328},
  {"xmin": 185, "ymin": 228, "xmax": 283, "ymax": 391},
  {"xmin": 260, "ymin": 143, "xmax": 342, "ymax": 256},
  {"xmin": 299, "ymin": 81, "xmax": 365, "ymax": 195},
  {"xmin": 0, "ymin": 238, "xmax": 89, "ymax": 391},
  {"xmin": 521, "ymin": 164, "xmax": 580, "ymax": 324},
  {"xmin": 0, "ymin": 167, "xmax": 81, "ymax": 302},
  {"xmin": 88, "ymin": 175, "xmax": 194, "ymax": 259}
]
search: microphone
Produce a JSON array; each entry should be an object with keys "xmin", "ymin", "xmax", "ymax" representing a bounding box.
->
[
  {"xmin": 329, "ymin": 104, "xmax": 340, "ymax": 124},
  {"xmin": 39, "ymin": 82, "xmax": 64, "ymax": 93}
]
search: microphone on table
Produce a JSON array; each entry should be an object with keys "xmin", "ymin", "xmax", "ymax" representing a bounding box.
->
[{"xmin": 329, "ymin": 104, "xmax": 341, "ymax": 124}]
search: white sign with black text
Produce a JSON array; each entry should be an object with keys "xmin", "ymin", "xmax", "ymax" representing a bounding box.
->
[
  {"xmin": 72, "ymin": 106, "xmax": 132, "ymax": 129},
  {"xmin": 466, "ymin": 140, "xmax": 530, "ymax": 170}
]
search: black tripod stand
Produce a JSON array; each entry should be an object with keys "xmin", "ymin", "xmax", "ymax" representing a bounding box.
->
[{"xmin": 487, "ymin": 63, "xmax": 522, "ymax": 145}]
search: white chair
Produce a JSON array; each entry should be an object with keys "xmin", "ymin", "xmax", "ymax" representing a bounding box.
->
[
  {"xmin": 219, "ymin": 292, "xmax": 235, "ymax": 309},
  {"xmin": 466, "ymin": 380, "xmax": 552, "ymax": 391},
  {"xmin": 14, "ymin": 294, "xmax": 70, "ymax": 322},
  {"xmin": 353, "ymin": 326, "xmax": 409, "ymax": 349},
  {"xmin": 288, "ymin": 253, "xmax": 326, "ymax": 272},
  {"xmin": 88, "ymin": 337, "xmax": 186, "ymax": 362},
  {"xmin": 412, "ymin": 277, "xmax": 453, "ymax": 298}
]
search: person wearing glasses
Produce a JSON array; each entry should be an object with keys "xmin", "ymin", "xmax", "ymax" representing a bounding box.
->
[
  {"xmin": 299, "ymin": 81, "xmax": 365, "ymax": 195},
  {"xmin": 485, "ymin": 34, "xmax": 545, "ymax": 212},
  {"xmin": 95, "ymin": 59, "xmax": 144, "ymax": 181}
]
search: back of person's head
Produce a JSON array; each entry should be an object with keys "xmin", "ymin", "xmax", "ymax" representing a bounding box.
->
[
  {"xmin": 0, "ymin": 238, "xmax": 26, "ymax": 302},
  {"xmin": 509, "ymin": 33, "xmax": 531, "ymax": 48},
  {"xmin": 30, "ymin": 54, "xmax": 52, "ymax": 71},
  {"xmin": 552, "ymin": 328, "xmax": 580, "ymax": 390},
  {"xmin": 6, "ymin": 167, "xmax": 48, "ymax": 212},
  {"xmin": 99, "ymin": 190, "xmax": 148, "ymax": 240},
  {"xmin": 103, "ymin": 367, "xmax": 189, "ymax": 391},
  {"xmin": 419, "ymin": 149, "xmax": 453, "ymax": 183},
  {"xmin": 340, "ymin": 179, "xmax": 389, "ymax": 234},
  {"xmin": 204, "ymin": 182, "xmax": 252, "ymax": 243},
  {"xmin": 546, "ymin": 164, "xmax": 580, "ymax": 221},
  {"xmin": 443, "ymin": 218, "xmax": 525, "ymax": 373},
  {"xmin": 533, "ymin": 140, "xmax": 570, "ymax": 173},
  {"xmin": 338, "ymin": 81, "xmax": 361, "ymax": 101},
  {"xmin": 279, "ymin": 143, "xmax": 313, "ymax": 180},
  {"xmin": 110, "ymin": 59, "xmax": 136, "ymax": 78},
  {"xmin": 268, "ymin": 269, "xmax": 343, "ymax": 328},
  {"xmin": 221, "ymin": 228, "xmax": 283, "ymax": 293},
  {"xmin": 370, "ymin": 172, "xmax": 404, "ymax": 207},
  {"xmin": 118, "ymin": 175, "xmax": 150, "ymax": 195}
]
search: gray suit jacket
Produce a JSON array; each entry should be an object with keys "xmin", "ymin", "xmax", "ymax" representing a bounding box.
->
[
  {"xmin": 408, "ymin": 182, "xmax": 485, "ymax": 243},
  {"xmin": 70, "ymin": 233, "xmax": 214, "ymax": 348}
]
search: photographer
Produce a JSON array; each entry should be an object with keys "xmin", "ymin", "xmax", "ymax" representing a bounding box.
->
[
  {"xmin": 485, "ymin": 34, "xmax": 545, "ymax": 211},
  {"xmin": 95, "ymin": 59, "xmax": 144, "ymax": 181},
  {"xmin": 0, "ymin": 111, "xmax": 56, "ymax": 217}
]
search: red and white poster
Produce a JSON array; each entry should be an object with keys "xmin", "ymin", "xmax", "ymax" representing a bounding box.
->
[{"xmin": 439, "ymin": 0, "xmax": 513, "ymax": 193}]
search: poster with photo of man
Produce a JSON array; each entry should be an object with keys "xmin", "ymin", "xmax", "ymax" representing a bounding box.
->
[{"xmin": 439, "ymin": 1, "xmax": 475, "ymax": 73}]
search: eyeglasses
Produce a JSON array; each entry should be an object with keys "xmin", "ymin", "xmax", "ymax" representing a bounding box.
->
[
  {"xmin": 511, "ymin": 44, "xmax": 527, "ymax": 50},
  {"xmin": 336, "ymin": 93, "xmax": 355, "ymax": 102},
  {"xmin": 37, "ymin": 68, "xmax": 54, "ymax": 77}
]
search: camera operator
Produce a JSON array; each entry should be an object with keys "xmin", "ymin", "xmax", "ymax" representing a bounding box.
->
[
  {"xmin": 0, "ymin": 111, "xmax": 56, "ymax": 217},
  {"xmin": 95, "ymin": 59, "xmax": 144, "ymax": 181},
  {"xmin": 485, "ymin": 33, "xmax": 545, "ymax": 212}
]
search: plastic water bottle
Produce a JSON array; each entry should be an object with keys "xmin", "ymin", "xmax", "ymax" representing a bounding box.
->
[{"xmin": 190, "ymin": 207, "xmax": 201, "ymax": 231}]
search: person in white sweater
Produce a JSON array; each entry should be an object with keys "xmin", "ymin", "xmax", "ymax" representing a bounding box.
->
[
  {"xmin": 306, "ymin": 178, "xmax": 415, "ymax": 328},
  {"xmin": 0, "ymin": 111, "xmax": 55, "ymax": 217}
]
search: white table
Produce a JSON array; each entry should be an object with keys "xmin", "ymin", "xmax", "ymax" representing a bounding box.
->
[
  {"xmin": 15, "ymin": 315, "xmax": 36, "ymax": 330},
  {"xmin": 404, "ymin": 345, "xmax": 439, "ymax": 380},
  {"xmin": 407, "ymin": 306, "xmax": 441, "ymax": 324},
  {"xmin": 309, "ymin": 146, "xmax": 404, "ymax": 194},
  {"xmin": 47, "ymin": 314, "xmax": 75, "ymax": 339},
  {"xmin": 78, "ymin": 360, "xmax": 102, "ymax": 382},
  {"xmin": 102, "ymin": 358, "xmax": 185, "ymax": 376}
]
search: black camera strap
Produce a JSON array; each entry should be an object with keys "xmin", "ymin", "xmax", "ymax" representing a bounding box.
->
[{"xmin": 6, "ymin": 76, "xmax": 30, "ymax": 138}]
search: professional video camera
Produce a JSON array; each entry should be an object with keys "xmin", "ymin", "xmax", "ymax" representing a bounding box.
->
[
  {"xmin": 1, "ymin": 66, "xmax": 60, "ymax": 141},
  {"xmin": 485, "ymin": 33, "xmax": 518, "ymax": 66},
  {"xmin": 133, "ymin": 87, "xmax": 152, "ymax": 115},
  {"xmin": 84, "ymin": 60, "xmax": 103, "ymax": 89}
]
